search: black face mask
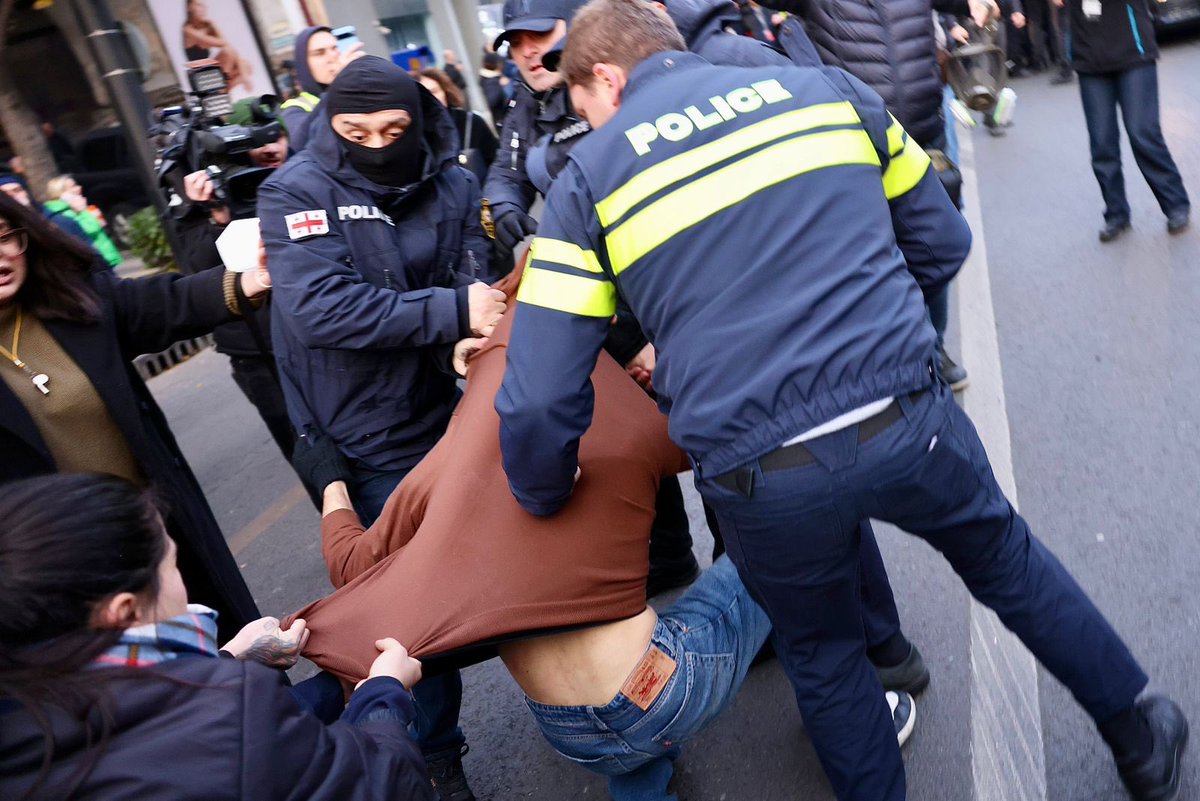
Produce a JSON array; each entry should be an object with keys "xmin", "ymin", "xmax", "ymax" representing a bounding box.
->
[
  {"xmin": 340, "ymin": 130, "xmax": 424, "ymax": 187},
  {"xmin": 324, "ymin": 55, "xmax": 426, "ymax": 187}
]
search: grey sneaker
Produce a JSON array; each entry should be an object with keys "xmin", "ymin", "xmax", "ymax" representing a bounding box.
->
[{"xmin": 938, "ymin": 347, "xmax": 970, "ymax": 392}]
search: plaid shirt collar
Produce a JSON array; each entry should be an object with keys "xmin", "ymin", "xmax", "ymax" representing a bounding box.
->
[{"xmin": 93, "ymin": 604, "xmax": 221, "ymax": 669}]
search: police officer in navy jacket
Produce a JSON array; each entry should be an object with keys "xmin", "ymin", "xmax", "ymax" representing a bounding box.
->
[{"xmin": 496, "ymin": 3, "xmax": 1187, "ymax": 799}]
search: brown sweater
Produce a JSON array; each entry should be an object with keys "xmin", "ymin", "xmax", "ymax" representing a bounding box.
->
[
  {"xmin": 0, "ymin": 304, "xmax": 141, "ymax": 484},
  {"xmin": 287, "ymin": 304, "xmax": 689, "ymax": 682}
]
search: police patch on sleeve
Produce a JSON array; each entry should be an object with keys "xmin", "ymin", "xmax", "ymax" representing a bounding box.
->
[{"xmin": 285, "ymin": 209, "xmax": 330, "ymax": 240}]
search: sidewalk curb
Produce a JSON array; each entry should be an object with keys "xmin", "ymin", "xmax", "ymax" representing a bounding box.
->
[{"xmin": 957, "ymin": 132, "xmax": 1049, "ymax": 801}]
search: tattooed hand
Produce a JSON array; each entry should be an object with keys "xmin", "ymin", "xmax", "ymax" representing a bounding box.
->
[{"xmin": 222, "ymin": 617, "xmax": 310, "ymax": 668}]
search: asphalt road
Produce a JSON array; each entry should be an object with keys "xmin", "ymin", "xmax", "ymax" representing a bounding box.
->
[{"xmin": 146, "ymin": 34, "xmax": 1200, "ymax": 801}]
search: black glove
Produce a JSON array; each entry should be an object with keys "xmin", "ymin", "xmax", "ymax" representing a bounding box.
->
[
  {"xmin": 291, "ymin": 434, "xmax": 351, "ymax": 495},
  {"xmin": 493, "ymin": 209, "xmax": 538, "ymax": 250}
]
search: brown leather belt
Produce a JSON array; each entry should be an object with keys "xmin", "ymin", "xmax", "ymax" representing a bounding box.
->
[{"xmin": 713, "ymin": 390, "xmax": 926, "ymax": 494}]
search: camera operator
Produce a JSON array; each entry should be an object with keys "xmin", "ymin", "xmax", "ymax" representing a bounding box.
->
[{"xmin": 173, "ymin": 97, "xmax": 319, "ymax": 505}]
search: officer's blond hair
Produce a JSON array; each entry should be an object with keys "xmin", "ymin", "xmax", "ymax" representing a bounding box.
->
[{"xmin": 561, "ymin": 0, "xmax": 686, "ymax": 88}]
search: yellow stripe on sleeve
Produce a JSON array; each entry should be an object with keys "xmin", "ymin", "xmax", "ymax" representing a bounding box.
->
[
  {"xmin": 886, "ymin": 115, "xmax": 906, "ymax": 156},
  {"xmin": 529, "ymin": 237, "xmax": 604, "ymax": 273},
  {"xmin": 881, "ymin": 140, "xmax": 932, "ymax": 200},
  {"xmin": 517, "ymin": 266, "xmax": 617, "ymax": 318}
]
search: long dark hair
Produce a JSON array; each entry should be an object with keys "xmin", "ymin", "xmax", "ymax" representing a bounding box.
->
[
  {"xmin": 0, "ymin": 473, "xmax": 166, "ymax": 799},
  {"xmin": 0, "ymin": 190, "xmax": 100, "ymax": 323},
  {"xmin": 417, "ymin": 67, "xmax": 465, "ymax": 109}
]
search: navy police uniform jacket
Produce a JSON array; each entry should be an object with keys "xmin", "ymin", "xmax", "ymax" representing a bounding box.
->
[
  {"xmin": 259, "ymin": 96, "xmax": 490, "ymax": 471},
  {"xmin": 484, "ymin": 85, "xmax": 587, "ymax": 222},
  {"xmin": 496, "ymin": 52, "xmax": 972, "ymax": 516}
]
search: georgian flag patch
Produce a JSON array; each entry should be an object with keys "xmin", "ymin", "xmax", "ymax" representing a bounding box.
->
[{"xmin": 285, "ymin": 209, "xmax": 329, "ymax": 240}]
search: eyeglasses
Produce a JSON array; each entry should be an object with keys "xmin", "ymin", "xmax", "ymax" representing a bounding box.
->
[{"xmin": 0, "ymin": 228, "xmax": 29, "ymax": 258}]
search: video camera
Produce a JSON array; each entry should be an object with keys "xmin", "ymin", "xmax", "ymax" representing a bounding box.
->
[{"xmin": 152, "ymin": 61, "xmax": 282, "ymax": 220}]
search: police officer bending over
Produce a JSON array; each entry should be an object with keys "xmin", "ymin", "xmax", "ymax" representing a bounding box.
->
[
  {"xmin": 496, "ymin": 3, "xmax": 1187, "ymax": 800},
  {"xmin": 488, "ymin": 0, "xmax": 704, "ymax": 598},
  {"xmin": 258, "ymin": 56, "xmax": 505, "ymax": 801}
]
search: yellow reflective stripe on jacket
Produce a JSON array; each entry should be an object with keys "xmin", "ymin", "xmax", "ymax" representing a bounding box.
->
[
  {"xmin": 596, "ymin": 102, "xmax": 861, "ymax": 228},
  {"xmin": 529, "ymin": 237, "xmax": 603, "ymax": 273},
  {"xmin": 518, "ymin": 266, "xmax": 617, "ymax": 317},
  {"xmin": 882, "ymin": 138, "xmax": 931, "ymax": 200},
  {"xmin": 886, "ymin": 115, "xmax": 906, "ymax": 156},
  {"xmin": 281, "ymin": 91, "xmax": 320, "ymax": 113},
  {"xmin": 606, "ymin": 128, "xmax": 879, "ymax": 275}
]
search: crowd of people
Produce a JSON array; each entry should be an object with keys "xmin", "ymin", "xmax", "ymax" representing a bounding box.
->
[{"xmin": 0, "ymin": 0, "xmax": 1191, "ymax": 800}]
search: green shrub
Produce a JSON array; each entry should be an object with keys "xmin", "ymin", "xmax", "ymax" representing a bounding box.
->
[{"xmin": 126, "ymin": 207, "xmax": 175, "ymax": 270}]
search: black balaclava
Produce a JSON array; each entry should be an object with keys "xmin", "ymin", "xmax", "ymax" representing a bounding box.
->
[{"xmin": 326, "ymin": 56, "xmax": 425, "ymax": 187}]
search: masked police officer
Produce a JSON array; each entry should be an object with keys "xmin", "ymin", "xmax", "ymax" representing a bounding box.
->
[
  {"xmin": 259, "ymin": 56, "xmax": 505, "ymax": 801},
  {"xmin": 496, "ymin": 3, "xmax": 1187, "ymax": 800}
]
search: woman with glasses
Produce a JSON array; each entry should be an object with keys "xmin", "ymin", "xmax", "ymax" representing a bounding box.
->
[{"xmin": 0, "ymin": 191, "xmax": 271, "ymax": 642}]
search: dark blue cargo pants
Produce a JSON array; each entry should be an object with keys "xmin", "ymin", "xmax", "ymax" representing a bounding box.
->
[{"xmin": 697, "ymin": 382, "xmax": 1148, "ymax": 801}]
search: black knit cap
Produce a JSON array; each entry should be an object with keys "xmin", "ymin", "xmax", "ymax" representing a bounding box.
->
[{"xmin": 324, "ymin": 55, "xmax": 422, "ymax": 118}]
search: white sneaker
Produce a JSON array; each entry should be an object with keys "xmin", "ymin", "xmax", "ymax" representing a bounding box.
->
[{"xmin": 888, "ymin": 690, "xmax": 917, "ymax": 747}]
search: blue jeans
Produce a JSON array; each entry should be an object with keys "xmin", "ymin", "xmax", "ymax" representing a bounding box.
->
[
  {"xmin": 696, "ymin": 384, "xmax": 1148, "ymax": 801},
  {"xmin": 526, "ymin": 557, "xmax": 773, "ymax": 801},
  {"xmin": 941, "ymin": 85, "xmax": 961, "ymax": 168},
  {"xmin": 1078, "ymin": 63, "xmax": 1189, "ymax": 225},
  {"xmin": 349, "ymin": 462, "xmax": 466, "ymax": 759}
]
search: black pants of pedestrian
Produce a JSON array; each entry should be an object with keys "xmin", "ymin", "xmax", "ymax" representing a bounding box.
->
[
  {"xmin": 228, "ymin": 354, "xmax": 320, "ymax": 508},
  {"xmin": 1023, "ymin": 0, "xmax": 1064, "ymax": 68},
  {"xmin": 1078, "ymin": 63, "xmax": 1190, "ymax": 226}
]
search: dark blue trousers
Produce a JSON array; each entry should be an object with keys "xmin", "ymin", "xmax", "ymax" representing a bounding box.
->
[
  {"xmin": 1078, "ymin": 63, "xmax": 1189, "ymax": 226},
  {"xmin": 349, "ymin": 462, "xmax": 466, "ymax": 761},
  {"xmin": 697, "ymin": 384, "xmax": 1147, "ymax": 801}
]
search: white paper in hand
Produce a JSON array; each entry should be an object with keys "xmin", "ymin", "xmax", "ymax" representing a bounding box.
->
[{"xmin": 216, "ymin": 217, "xmax": 261, "ymax": 273}]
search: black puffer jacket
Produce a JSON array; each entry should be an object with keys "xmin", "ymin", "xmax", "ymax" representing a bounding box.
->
[{"xmin": 765, "ymin": 0, "xmax": 968, "ymax": 147}]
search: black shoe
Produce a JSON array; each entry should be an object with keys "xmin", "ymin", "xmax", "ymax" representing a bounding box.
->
[
  {"xmin": 1100, "ymin": 220, "xmax": 1131, "ymax": 242},
  {"xmin": 937, "ymin": 347, "xmax": 970, "ymax": 392},
  {"xmin": 875, "ymin": 642, "xmax": 931, "ymax": 697},
  {"xmin": 1113, "ymin": 696, "xmax": 1189, "ymax": 801},
  {"xmin": 889, "ymin": 691, "xmax": 918, "ymax": 747},
  {"xmin": 426, "ymin": 745, "xmax": 476, "ymax": 801},
  {"xmin": 1167, "ymin": 210, "xmax": 1190, "ymax": 235},
  {"xmin": 647, "ymin": 550, "xmax": 700, "ymax": 598},
  {"xmin": 1050, "ymin": 67, "xmax": 1074, "ymax": 85}
]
